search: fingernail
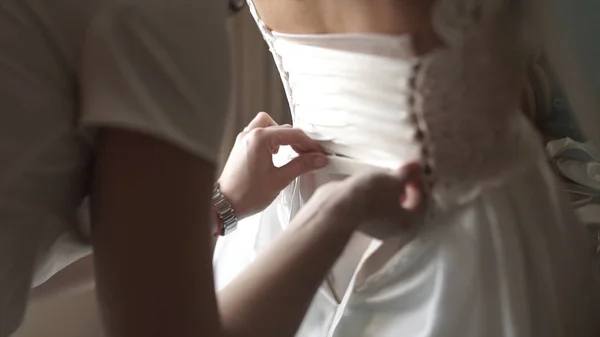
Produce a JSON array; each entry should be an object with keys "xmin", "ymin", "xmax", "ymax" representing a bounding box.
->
[{"xmin": 313, "ymin": 155, "xmax": 328, "ymax": 168}]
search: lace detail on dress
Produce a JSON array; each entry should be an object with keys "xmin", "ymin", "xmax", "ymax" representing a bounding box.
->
[
  {"xmin": 413, "ymin": 23, "xmax": 543, "ymax": 207},
  {"xmin": 245, "ymin": 0, "xmax": 545, "ymax": 209}
]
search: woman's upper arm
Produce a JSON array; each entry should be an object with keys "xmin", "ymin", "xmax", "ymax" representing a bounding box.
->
[
  {"xmin": 78, "ymin": 2, "xmax": 231, "ymax": 336},
  {"xmin": 91, "ymin": 129, "xmax": 220, "ymax": 337}
]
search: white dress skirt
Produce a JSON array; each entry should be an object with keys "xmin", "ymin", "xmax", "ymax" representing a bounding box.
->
[{"xmin": 214, "ymin": 1, "xmax": 600, "ymax": 336}]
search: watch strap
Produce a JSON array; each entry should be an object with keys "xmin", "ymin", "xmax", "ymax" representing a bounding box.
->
[{"xmin": 212, "ymin": 183, "xmax": 238, "ymax": 236}]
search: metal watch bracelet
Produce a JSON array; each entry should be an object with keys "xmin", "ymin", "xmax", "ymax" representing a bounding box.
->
[{"xmin": 212, "ymin": 183, "xmax": 238, "ymax": 236}]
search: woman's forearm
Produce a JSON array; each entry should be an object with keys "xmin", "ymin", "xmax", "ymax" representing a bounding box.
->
[
  {"xmin": 92, "ymin": 126, "xmax": 413, "ymax": 337},
  {"xmin": 218, "ymin": 205, "xmax": 354, "ymax": 337},
  {"xmin": 216, "ymin": 162, "xmax": 421, "ymax": 337},
  {"xmin": 93, "ymin": 125, "xmax": 354, "ymax": 337}
]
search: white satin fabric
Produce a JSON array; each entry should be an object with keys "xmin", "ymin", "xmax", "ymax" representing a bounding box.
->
[
  {"xmin": 216, "ymin": 160, "xmax": 600, "ymax": 337},
  {"xmin": 213, "ymin": 1, "xmax": 600, "ymax": 336},
  {"xmin": 278, "ymin": 33, "xmax": 422, "ymax": 175}
]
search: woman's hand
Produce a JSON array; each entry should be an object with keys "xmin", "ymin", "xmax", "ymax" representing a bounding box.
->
[
  {"xmin": 218, "ymin": 112, "xmax": 329, "ymax": 219},
  {"xmin": 298, "ymin": 163, "xmax": 426, "ymax": 239},
  {"xmin": 218, "ymin": 163, "xmax": 425, "ymax": 336}
]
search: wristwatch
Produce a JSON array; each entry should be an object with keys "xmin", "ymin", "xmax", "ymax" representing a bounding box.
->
[{"xmin": 212, "ymin": 183, "xmax": 238, "ymax": 236}]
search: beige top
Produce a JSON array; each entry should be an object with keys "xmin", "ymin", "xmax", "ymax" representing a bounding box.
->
[{"xmin": 0, "ymin": 0, "xmax": 231, "ymax": 335}]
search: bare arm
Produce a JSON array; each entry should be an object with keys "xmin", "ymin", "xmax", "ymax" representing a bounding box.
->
[
  {"xmin": 90, "ymin": 128, "xmax": 351, "ymax": 337},
  {"xmin": 218, "ymin": 194, "xmax": 355, "ymax": 337},
  {"xmin": 90, "ymin": 129, "xmax": 339, "ymax": 337},
  {"xmin": 219, "ymin": 161, "xmax": 421, "ymax": 337},
  {"xmin": 91, "ymin": 127, "xmax": 420, "ymax": 337},
  {"xmin": 91, "ymin": 129, "xmax": 222, "ymax": 337}
]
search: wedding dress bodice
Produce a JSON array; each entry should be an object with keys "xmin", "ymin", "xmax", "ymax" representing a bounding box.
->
[
  {"xmin": 214, "ymin": 2, "xmax": 600, "ymax": 336},
  {"xmin": 250, "ymin": 0, "xmax": 544, "ymax": 207}
]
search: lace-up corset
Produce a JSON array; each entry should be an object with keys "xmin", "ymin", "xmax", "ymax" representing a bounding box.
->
[{"xmin": 247, "ymin": 0, "xmax": 544, "ymax": 207}]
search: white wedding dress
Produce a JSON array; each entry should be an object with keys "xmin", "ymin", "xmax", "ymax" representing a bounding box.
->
[{"xmin": 214, "ymin": 1, "xmax": 600, "ymax": 336}]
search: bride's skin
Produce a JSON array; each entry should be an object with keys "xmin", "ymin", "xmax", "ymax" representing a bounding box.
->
[{"xmin": 252, "ymin": 0, "xmax": 442, "ymax": 54}]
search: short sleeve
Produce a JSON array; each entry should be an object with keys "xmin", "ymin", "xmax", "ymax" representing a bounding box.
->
[{"xmin": 80, "ymin": 1, "xmax": 231, "ymax": 163}]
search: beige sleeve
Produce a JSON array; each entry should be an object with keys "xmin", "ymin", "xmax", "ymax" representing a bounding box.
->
[{"xmin": 79, "ymin": 1, "xmax": 232, "ymax": 162}]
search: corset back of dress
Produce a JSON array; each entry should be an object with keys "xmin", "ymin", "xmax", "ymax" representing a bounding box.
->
[
  {"xmin": 246, "ymin": 0, "xmax": 545, "ymax": 207},
  {"xmin": 273, "ymin": 34, "xmax": 423, "ymax": 170}
]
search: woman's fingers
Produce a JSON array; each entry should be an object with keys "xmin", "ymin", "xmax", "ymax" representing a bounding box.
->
[
  {"xmin": 394, "ymin": 167, "xmax": 426, "ymax": 220},
  {"xmin": 219, "ymin": 112, "xmax": 325, "ymax": 219},
  {"xmin": 274, "ymin": 153, "xmax": 329, "ymax": 190},
  {"xmin": 264, "ymin": 128, "xmax": 323, "ymax": 153},
  {"xmin": 401, "ymin": 181, "xmax": 424, "ymax": 212},
  {"xmin": 244, "ymin": 111, "xmax": 278, "ymax": 131},
  {"xmin": 392, "ymin": 163, "xmax": 426, "ymax": 212},
  {"xmin": 354, "ymin": 163, "xmax": 426, "ymax": 220},
  {"xmin": 243, "ymin": 112, "xmax": 321, "ymax": 154}
]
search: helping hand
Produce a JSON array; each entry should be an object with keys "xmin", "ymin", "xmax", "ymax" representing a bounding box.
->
[
  {"xmin": 218, "ymin": 112, "xmax": 329, "ymax": 220},
  {"xmin": 300, "ymin": 163, "xmax": 426, "ymax": 239}
]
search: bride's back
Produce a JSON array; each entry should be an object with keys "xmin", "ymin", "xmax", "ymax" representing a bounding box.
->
[
  {"xmin": 215, "ymin": 1, "xmax": 600, "ymax": 336},
  {"xmin": 252, "ymin": 0, "xmax": 441, "ymax": 53},
  {"xmin": 246, "ymin": 0, "xmax": 539, "ymax": 205}
]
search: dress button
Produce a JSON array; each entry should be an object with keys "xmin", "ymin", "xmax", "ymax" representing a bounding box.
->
[
  {"xmin": 423, "ymin": 165, "xmax": 433, "ymax": 175},
  {"xmin": 415, "ymin": 129, "xmax": 425, "ymax": 141},
  {"xmin": 408, "ymin": 76, "xmax": 417, "ymax": 89},
  {"xmin": 409, "ymin": 113, "xmax": 419, "ymax": 124}
]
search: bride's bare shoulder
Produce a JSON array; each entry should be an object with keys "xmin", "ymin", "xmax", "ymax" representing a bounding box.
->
[{"xmin": 251, "ymin": 0, "xmax": 437, "ymax": 35}]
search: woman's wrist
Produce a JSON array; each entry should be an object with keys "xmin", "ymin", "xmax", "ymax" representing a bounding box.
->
[
  {"xmin": 291, "ymin": 210, "xmax": 355, "ymax": 248},
  {"xmin": 295, "ymin": 196, "xmax": 360, "ymax": 239},
  {"xmin": 216, "ymin": 180, "xmax": 250, "ymax": 221}
]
